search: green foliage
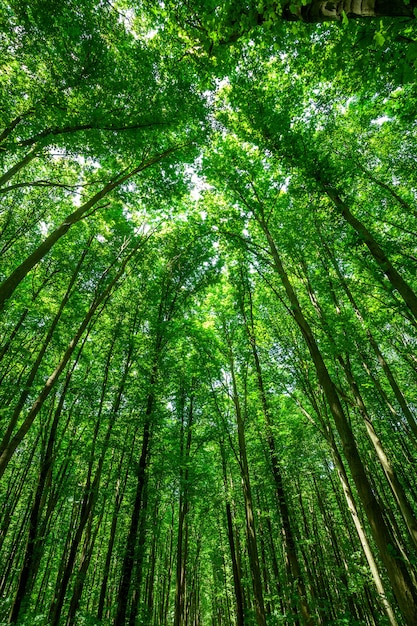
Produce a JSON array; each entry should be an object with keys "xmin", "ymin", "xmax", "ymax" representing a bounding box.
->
[{"xmin": 1, "ymin": 2, "xmax": 417, "ymax": 626}]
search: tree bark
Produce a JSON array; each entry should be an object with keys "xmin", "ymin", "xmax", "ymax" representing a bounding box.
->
[
  {"xmin": 0, "ymin": 237, "xmax": 91, "ymax": 457},
  {"xmin": 339, "ymin": 353, "xmax": 417, "ymax": 552},
  {"xmin": 219, "ymin": 440, "xmax": 245, "ymax": 626},
  {"xmin": 0, "ymin": 242, "xmax": 140, "ymax": 479},
  {"xmin": 256, "ymin": 212, "xmax": 417, "ymax": 625},
  {"xmin": 238, "ymin": 269, "xmax": 313, "ymax": 626},
  {"xmin": 227, "ymin": 340, "xmax": 267, "ymax": 626},
  {"xmin": 319, "ymin": 236, "xmax": 417, "ymax": 442},
  {"xmin": 113, "ymin": 369, "xmax": 156, "ymax": 626},
  {"xmin": 8, "ymin": 364, "xmax": 78, "ymax": 624},
  {"xmin": 282, "ymin": 0, "xmax": 416, "ymax": 22},
  {"xmin": 324, "ymin": 186, "xmax": 417, "ymax": 322},
  {"xmin": 96, "ymin": 461, "xmax": 127, "ymax": 621},
  {"xmin": 0, "ymin": 148, "xmax": 38, "ymax": 188},
  {"xmin": 174, "ymin": 391, "xmax": 194, "ymax": 626}
]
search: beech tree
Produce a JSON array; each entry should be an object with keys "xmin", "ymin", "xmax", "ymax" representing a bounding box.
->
[{"xmin": 1, "ymin": 2, "xmax": 417, "ymax": 625}]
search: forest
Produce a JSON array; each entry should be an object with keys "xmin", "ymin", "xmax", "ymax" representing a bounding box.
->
[{"xmin": 1, "ymin": 1, "xmax": 417, "ymax": 625}]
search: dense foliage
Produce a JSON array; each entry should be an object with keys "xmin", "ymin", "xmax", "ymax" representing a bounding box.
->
[{"xmin": 1, "ymin": 2, "xmax": 417, "ymax": 625}]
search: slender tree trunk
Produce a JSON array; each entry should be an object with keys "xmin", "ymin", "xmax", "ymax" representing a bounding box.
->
[
  {"xmin": 48, "ymin": 468, "xmax": 101, "ymax": 626},
  {"xmin": 0, "ymin": 271, "xmax": 50, "ymax": 366},
  {"xmin": 256, "ymin": 213, "xmax": 417, "ymax": 625},
  {"xmin": 227, "ymin": 341, "xmax": 267, "ymax": 626},
  {"xmin": 0, "ymin": 237, "xmax": 92, "ymax": 456},
  {"xmin": 174, "ymin": 392, "xmax": 194, "ymax": 626},
  {"xmin": 328, "ymin": 432, "xmax": 399, "ymax": 626},
  {"xmin": 65, "ymin": 503, "xmax": 104, "ymax": 626},
  {"xmin": 114, "ymin": 261, "xmax": 189, "ymax": 625},
  {"xmin": 299, "ymin": 251, "xmax": 417, "ymax": 556},
  {"xmin": 0, "ymin": 113, "xmax": 31, "ymax": 146},
  {"xmin": 48, "ymin": 378, "xmax": 122, "ymax": 625},
  {"xmin": 0, "ymin": 144, "xmax": 180, "ymax": 310},
  {"xmin": 238, "ymin": 269, "xmax": 313, "ymax": 625},
  {"xmin": 0, "ymin": 242, "xmax": 140, "ymax": 479},
  {"xmin": 357, "ymin": 163, "xmax": 417, "ymax": 219},
  {"xmin": 219, "ymin": 439, "xmax": 245, "ymax": 626},
  {"xmin": 145, "ymin": 498, "xmax": 159, "ymax": 622},
  {"xmin": 128, "ymin": 476, "xmax": 149, "ymax": 626},
  {"xmin": 8, "ymin": 362, "xmax": 79, "ymax": 623},
  {"xmin": 97, "ymin": 463, "xmax": 127, "ymax": 621},
  {"xmin": 113, "ymin": 365, "xmax": 156, "ymax": 626},
  {"xmin": 298, "ymin": 372, "xmax": 399, "ymax": 625},
  {"xmin": 0, "ymin": 148, "xmax": 38, "ymax": 188},
  {"xmin": 327, "ymin": 248, "xmax": 417, "ymax": 441},
  {"xmin": 0, "ymin": 504, "xmax": 33, "ymax": 600},
  {"xmin": 65, "ymin": 335, "xmax": 135, "ymax": 626},
  {"xmin": 0, "ymin": 432, "xmax": 40, "ymax": 556},
  {"xmin": 161, "ymin": 504, "xmax": 175, "ymax": 625},
  {"xmin": 324, "ymin": 186, "xmax": 417, "ymax": 321}
]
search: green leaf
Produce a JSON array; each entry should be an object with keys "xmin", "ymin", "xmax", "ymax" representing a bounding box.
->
[{"xmin": 374, "ymin": 31, "xmax": 385, "ymax": 47}]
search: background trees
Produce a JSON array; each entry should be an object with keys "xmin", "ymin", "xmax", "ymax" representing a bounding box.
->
[{"xmin": 1, "ymin": 1, "xmax": 417, "ymax": 625}]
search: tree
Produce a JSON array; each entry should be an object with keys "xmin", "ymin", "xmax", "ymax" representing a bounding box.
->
[{"xmin": 2, "ymin": 2, "xmax": 417, "ymax": 625}]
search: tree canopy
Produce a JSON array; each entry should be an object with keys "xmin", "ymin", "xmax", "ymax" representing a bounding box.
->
[{"xmin": 1, "ymin": 2, "xmax": 417, "ymax": 625}]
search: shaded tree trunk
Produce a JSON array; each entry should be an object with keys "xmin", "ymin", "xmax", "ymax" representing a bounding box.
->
[
  {"xmin": 113, "ymin": 366, "xmax": 156, "ymax": 626},
  {"xmin": 0, "ymin": 236, "xmax": 92, "ymax": 458},
  {"xmin": 324, "ymin": 186, "xmax": 417, "ymax": 322},
  {"xmin": 8, "ymin": 362, "xmax": 79, "ymax": 624},
  {"xmin": 0, "ymin": 148, "xmax": 39, "ymax": 188},
  {"xmin": 227, "ymin": 339, "xmax": 267, "ymax": 626},
  {"xmin": 219, "ymin": 439, "xmax": 245, "ymax": 626},
  {"xmin": 238, "ymin": 268, "xmax": 313, "ymax": 626},
  {"xmin": 0, "ymin": 241, "xmax": 140, "ymax": 479},
  {"xmin": 174, "ymin": 390, "xmax": 194, "ymax": 626},
  {"xmin": 255, "ymin": 210, "xmax": 417, "ymax": 625}
]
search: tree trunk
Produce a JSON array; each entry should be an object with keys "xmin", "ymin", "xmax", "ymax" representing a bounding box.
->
[
  {"xmin": 238, "ymin": 269, "xmax": 313, "ymax": 625},
  {"xmin": 8, "ymin": 363, "xmax": 78, "ymax": 623},
  {"xmin": 174, "ymin": 392, "xmax": 194, "ymax": 626},
  {"xmin": 0, "ymin": 144, "xmax": 180, "ymax": 310},
  {"xmin": 329, "ymin": 431, "xmax": 399, "ymax": 626},
  {"xmin": 257, "ymin": 213, "xmax": 417, "ymax": 625},
  {"xmin": 0, "ymin": 237, "xmax": 91, "ymax": 456},
  {"xmin": 324, "ymin": 186, "xmax": 417, "ymax": 322},
  {"xmin": 65, "ymin": 503, "xmax": 103, "ymax": 626},
  {"xmin": 127, "ymin": 478, "xmax": 149, "ymax": 626},
  {"xmin": 339, "ymin": 352, "xmax": 417, "ymax": 552},
  {"xmin": 282, "ymin": 0, "xmax": 416, "ymax": 22},
  {"xmin": 48, "ymin": 468, "xmax": 101, "ymax": 626},
  {"xmin": 113, "ymin": 371, "xmax": 156, "ymax": 626},
  {"xmin": 227, "ymin": 341, "xmax": 267, "ymax": 626},
  {"xmin": 96, "ymin": 462, "xmax": 127, "ymax": 621},
  {"xmin": 327, "ymin": 249, "xmax": 417, "ymax": 442},
  {"xmin": 0, "ymin": 242, "xmax": 139, "ymax": 479},
  {"xmin": 219, "ymin": 440, "xmax": 245, "ymax": 626},
  {"xmin": 0, "ymin": 148, "xmax": 38, "ymax": 188}
]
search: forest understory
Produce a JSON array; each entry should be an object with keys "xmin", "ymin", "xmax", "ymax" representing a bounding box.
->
[{"xmin": 1, "ymin": 1, "xmax": 417, "ymax": 625}]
